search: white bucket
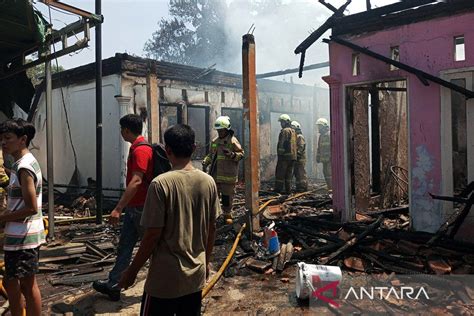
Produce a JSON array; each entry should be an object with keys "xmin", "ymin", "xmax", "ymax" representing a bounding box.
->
[{"xmin": 295, "ymin": 262, "xmax": 342, "ymax": 300}]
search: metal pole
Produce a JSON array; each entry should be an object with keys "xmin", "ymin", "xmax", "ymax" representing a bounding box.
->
[
  {"xmin": 45, "ymin": 44, "xmax": 55, "ymax": 240},
  {"xmin": 242, "ymin": 34, "xmax": 260, "ymax": 234},
  {"xmin": 95, "ymin": 0, "xmax": 103, "ymax": 224}
]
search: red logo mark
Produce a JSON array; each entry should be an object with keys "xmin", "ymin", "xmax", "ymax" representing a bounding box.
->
[{"xmin": 312, "ymin": 280, "xmax": 340, "ymax": 308}]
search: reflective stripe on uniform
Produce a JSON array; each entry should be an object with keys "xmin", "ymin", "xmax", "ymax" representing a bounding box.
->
[{"xmin": 216, "ymin": 175, "xmax": 237, "ymax": 183}]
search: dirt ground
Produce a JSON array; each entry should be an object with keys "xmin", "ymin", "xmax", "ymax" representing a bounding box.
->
[
  {"xmin": 53, "ymin": 266, "xmax": 309, "ymax": 316},
  {"xmin": 52, "ymin": 264, "xmax": 474, "ymax": 315}
]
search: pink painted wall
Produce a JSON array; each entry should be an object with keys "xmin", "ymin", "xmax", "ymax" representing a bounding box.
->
[{"xmin": 326, "ymin": 11, "xmax": 474, "ymax": 232}]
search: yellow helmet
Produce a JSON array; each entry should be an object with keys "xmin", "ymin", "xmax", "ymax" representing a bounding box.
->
[
  {"xmin": 316, "ymin": 118, "xmax": 329, "ymax": 127},
  {"xmin": 291, "ymin": 121, "xmax": 301, "ymax": 129},
  {"xmin": 214, "ymin": 116, "xmax": 231, "ymax": 130},
  {"xmin": 278, "ymin": 114, "xmax": 291, "ymax": 122}
]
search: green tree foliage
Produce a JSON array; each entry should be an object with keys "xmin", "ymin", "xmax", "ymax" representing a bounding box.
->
[
  {"xmin": 144, "ymin": 0, "xmax": 227, "ymax": 67},
  {"xmin": 144, "ymin": 0, "xmax": 284, "ymax": 67},
  {"xmin": 26, "ymin": 62, "xmax": 65, "ymax": 86}
]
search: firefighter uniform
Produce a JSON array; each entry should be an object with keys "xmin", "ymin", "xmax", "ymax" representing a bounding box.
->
[
  {"xmin": 316, "ymin": 120, "xmax": 331, "ymax": 190},
  {"xmin": 292, "ymin": 123, "xmax": 308, "ymax": 192},
  {"xmin": 275, "ymin": 115, "xmax": 297, "ymax": 194},
  {"xmin": 202, "ymin": 117, "xmax": 244, "ymax": 223}
]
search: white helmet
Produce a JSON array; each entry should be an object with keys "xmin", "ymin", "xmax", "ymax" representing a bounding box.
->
[
  {"xmin": 291, "ymin": 121, "xmax": 301, "ymax": 129},
  {"xmin": 214, "ymin": 116, "xmax": 231, "ymax": 130},
  {"xmin": 316, "ymin": 118, "xmax": 329, "ymax": 127},
  {"xmin": 278, "ymin": 114, "xmax": 291, "ymax": 122}
]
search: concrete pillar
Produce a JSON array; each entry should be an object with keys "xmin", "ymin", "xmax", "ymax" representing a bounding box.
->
[{"xmin": 323, "ymin": 75, "xmax": 350, "ymax": 221}]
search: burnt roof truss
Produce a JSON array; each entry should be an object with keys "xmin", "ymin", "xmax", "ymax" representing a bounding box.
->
[{"xmin": 324, "ymin": 37, "xmax": 474, "ymax": 100}]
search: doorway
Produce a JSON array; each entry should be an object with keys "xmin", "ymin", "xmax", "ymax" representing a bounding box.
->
[{"xmin": 346, "ymin": 80, "xmax": 409, "ymax": 212}]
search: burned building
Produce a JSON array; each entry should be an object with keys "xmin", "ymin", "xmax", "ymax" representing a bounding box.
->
[
  {"xmin": 29, "ymin": 53, "xmax": 328, "ymax": 195},
  {"xmin": 316, "ymin": 1, "xmax": 474, "ymax": 238}
]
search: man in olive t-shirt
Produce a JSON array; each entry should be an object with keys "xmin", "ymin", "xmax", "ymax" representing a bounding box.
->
[{"xmin": 119, "ymin": 124, "xmax": 221, "ymax": 316}]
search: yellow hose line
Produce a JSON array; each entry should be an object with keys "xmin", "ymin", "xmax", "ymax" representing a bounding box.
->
[
  {"xmin": 202, "ymin": 223, "xmax": 246, "ymax": 299},
  {"xmin": 284, "ymin": 190, "xmax": 314, "ymax": 202},
  {"xmin": 258, "ymin": 198, "xmax": 276, "ymax": 212}
]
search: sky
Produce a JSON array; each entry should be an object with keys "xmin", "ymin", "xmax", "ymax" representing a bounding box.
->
[{"xmin": 34, "ymin": 0, "xmax": 400, "ymax": 87}]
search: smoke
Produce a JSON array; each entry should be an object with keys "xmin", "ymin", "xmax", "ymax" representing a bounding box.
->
[
  {"xmin": 218, "ymin": 0, "xmax": 329, "ymax": 87},
  {"xmin": 216, "ymin": 0, "xmax": 400, "ymax": 87}
]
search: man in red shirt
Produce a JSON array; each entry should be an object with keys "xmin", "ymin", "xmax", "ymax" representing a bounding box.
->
[{"xmin": 93, "ymin": 114, "xmax": 153, "ymax": 301}]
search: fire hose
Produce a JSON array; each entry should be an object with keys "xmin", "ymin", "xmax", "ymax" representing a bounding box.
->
[{"xmin": 202, "ymin": 223, "xmax": 246, "ymax": 298}]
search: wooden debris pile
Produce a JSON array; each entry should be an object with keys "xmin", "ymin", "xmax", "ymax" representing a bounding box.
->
[
  {"xmin": 216, "ymin": 188, "xmax": 474, "ymax": 278},
  {"xmin": 278, "ymin": 210, "xmax": 474, "ymax": 275},
  {"xmin": 40, "ymin": 224, "xmax": 120, "ymax": 286}
]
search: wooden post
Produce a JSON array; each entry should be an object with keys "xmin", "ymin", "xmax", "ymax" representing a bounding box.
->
[
  {"xmin": 146, "ymin": 72, "xmax": 159, "ymax": 144},
  {"xmin": 242, "ymin": 34, "xmax": 260, "ymax": 233}
]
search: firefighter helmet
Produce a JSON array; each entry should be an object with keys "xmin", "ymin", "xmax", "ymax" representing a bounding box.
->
[
  {"xmin": 291, "ymin": 121, "xmax": 301, "ymax": 130},
  {"xmin": 278, "ymin": 114, "xmax": 291, "ymax": 122},
  {"xmin": 316, "ymin": 117, "xmax": 329, "ymax": 127},
  {"xmin": 214, "ymin": 116, "xmax": 231, "ymax": 130}
]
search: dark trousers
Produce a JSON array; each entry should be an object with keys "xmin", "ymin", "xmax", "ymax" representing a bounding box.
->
[
  {"xmin": 140, "ymin": 291, "xmax": 202, "ymax": 316},
  {"xmin": 322, "ymin": 161, "xmax": 332, "ymax": 190},
  {"xmin": 275, "ymin": 159, "xmax": 295, "ymax": 194},
  {"xmin": 293, "ymin": 160, "xmax": 308, "ymax": 192}
]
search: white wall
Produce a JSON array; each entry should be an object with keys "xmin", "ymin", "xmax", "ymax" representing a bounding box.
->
[{"xmin": 31, "ymin": 74, "xmax": 122, "ymax": 191}]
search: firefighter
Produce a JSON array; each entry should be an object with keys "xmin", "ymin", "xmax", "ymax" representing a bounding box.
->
[
  {"xmin": 291, "ymin": 121, "xmax": 308, "ymax": 192},
  {"xmin": 316, "ymin": 118, "xmax": 331, "ymax": 190},
  {"xmin": 275, "ymin": 114, "xmax": 297, "ymax": 194},
  {"xmin": 202, "ymin": 116, "xmax": 244, "ymax": 224}
]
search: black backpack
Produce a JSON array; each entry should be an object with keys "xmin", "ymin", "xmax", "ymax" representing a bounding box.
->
[{"xmin": 136, "ymin": 142, "xmax": 172, "ymax": 181}]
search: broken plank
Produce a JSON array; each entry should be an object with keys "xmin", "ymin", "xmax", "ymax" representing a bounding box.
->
[
  {"xmin": 85, "ymin": 241, "xmax": 108, "ymax": 258},
  {"xmin": 39, "ymin": 253, "xmax": 82, "ymax": 263}
]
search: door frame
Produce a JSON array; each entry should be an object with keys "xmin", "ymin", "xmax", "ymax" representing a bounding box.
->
[{"xmin": 440, "ymin": 68, "xmax": 474, "ymax": 217}]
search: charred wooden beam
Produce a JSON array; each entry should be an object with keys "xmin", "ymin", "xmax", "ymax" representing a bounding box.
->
[
  {"xmin": 279, "ymin": 225, "xmax": 310, "ymax": 249},
  {"xmin": 278, "ymin": 222, "xmax": 342, "ymax": 243},
  {"xmin": 358, "ymin": 245, "xmax": 425, "ymax": 273},
  {"xmin": 293, "ymin": 242, "xmax": 343, "ymax": 260},
  {"xmin": 286, "ymin": 198, "xmax": 332, "ymax": 208},
  {"xmin": 358, "ymin": 205, "xmax": 409, "ymax": 217},
  {"xmin": 428, "ymin": 186, "xmax": 474, "ymax": 242},
  {"xmin": 256, "ymin": 62, "xmax": 329, "ymax": 79},
  {"xmin": 298, "ymin": 0, "xmax": 352, "ymax": 53},
  {"xmin": 319, "ymin": 0, "xmax": 338, "ymax": 13},
  {"xmin": 333, "ymin": 0, "xmax": 438, "ymax": 27},
  {"xmin": 320, "ymin": 216, "xmax": 383, "ymax": 264},
  {"xmin": 294, "ymin": 0, "xmax": 351, "ymax": 75}
]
